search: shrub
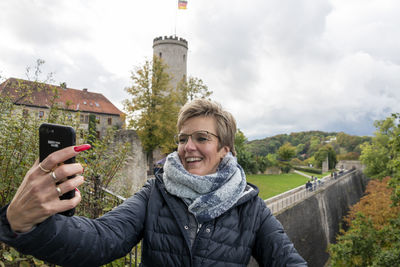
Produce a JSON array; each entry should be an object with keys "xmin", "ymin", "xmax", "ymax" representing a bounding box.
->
[
  {"xmin": 293, "ymin": 166, "xmax": 322, "ymax": 174},
  {"xmin": 337, "ymin": 152, "xmax": 360, "ymax": 161},
  {"xmin": 278, "ymin": 161, "xmax": 292, "ymax": 173},
  {"xmin": 329, "ymin": 177, "xmax": 400, "ymax": 266}
]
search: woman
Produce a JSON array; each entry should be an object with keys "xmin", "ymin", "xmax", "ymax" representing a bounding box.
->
[{"xmin": 0, "ymin": 99, "xmax": 307, "ymax": 266}]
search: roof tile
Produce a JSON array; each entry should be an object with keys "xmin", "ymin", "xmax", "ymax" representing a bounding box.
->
[{"xmin": 0, "ymin": 78, "xmax": 123, "ymax": 116}]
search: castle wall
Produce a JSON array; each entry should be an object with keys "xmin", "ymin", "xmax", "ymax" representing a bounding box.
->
[
  {"xmin": 275, "ymin": 170, "xmax": 367, "ymax": 266},
  {"xmin": 247, "ymin": 170, "xmax": 367, "ymax": 267},
  {"xmin": 336, "ymin": 160, "xmax": 365, "ymax": 171},
  {"xmin": 112, "ymin": 130, "xmax": 148, "ymax": 194}
]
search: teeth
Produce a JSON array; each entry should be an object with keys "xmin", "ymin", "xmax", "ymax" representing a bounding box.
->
[{"xmin": 186, "ymin": 157, "xmax": 201, "ymax": 162}]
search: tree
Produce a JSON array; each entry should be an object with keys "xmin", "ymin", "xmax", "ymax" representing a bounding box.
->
[
  {"xmin": 124, "ymin": 56, "xmax": 180, "ymax": 165},
  {"xmin": 77, "ymin": 128, "xmax": 130, "ymax": 218},
  {"xmin": 314, "ymin": 144, "xmax": 337, "ymax": 169},
  {"xmin": 267, "ymin": 153, "xmax": 278, "ymax": 167},
  {"xmin": 87, "ymin": 114, "xmax": 97, "ymax": 146},
  {"xmin": 276, "ymin": 143, "xmax": 296, "ymax": 173},
  {"xmin": 235, "ymin": 129, "xmax": 259, "ymax": 174},
  {"xmin": 256, "ymin": 155, "xmax": 270, "ymax": 173},
  {"xmin": 176, "ymin": 76, "xmax": 212, "ymax": 105},
  {"xmin": 0, "ymin": 59, "xmax": 56, "ymax": 206},
  {"xmin": 329, "ymin": 178, "xmax": 400, "ymax": 266},
  {"xmin": 359, "ymin": 116, "xmax": 394, "ymax": 179},
  {"xmin": 277, "ymin": 143, "xmax": 296, "ymax": 161},
  {"xmin": 309, "ymin": 136, "xmax": 321, "ymax": 154},
  {"xmin": 295, "ymin": 143, "xmax": 306, "ymax": 156},
  {"xmin": 337, "ymin": 152, "xmax": 360, "ymax": 161}
]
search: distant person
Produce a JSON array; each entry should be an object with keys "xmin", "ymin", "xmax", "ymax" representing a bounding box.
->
[
  {"xmin": 306, "ymin": 180, "xmax": 313, "ymax": 191},
  {"xmin": 0, "ymin": 99, "xmax": 307, "ymax": 266}
]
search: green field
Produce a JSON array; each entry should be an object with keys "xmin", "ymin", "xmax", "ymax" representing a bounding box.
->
[
  {"xmin": 246, "ymin": 171, "xmax": 332, "ymax": 199},
  {"xmin": 246, "ymin": 173, "xmax": 309, "ymax": 200}
]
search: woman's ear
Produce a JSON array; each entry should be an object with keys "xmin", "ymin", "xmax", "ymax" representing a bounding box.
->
[{"xmin": 219, "ymin": 146, "xmax": 230, "ymax": 159}]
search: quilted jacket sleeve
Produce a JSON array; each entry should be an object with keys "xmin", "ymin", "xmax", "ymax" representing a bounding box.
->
[
  {"xmin": 252, "ymin": 198, "xmax": 307, "ymax": 267},
  {"xmin": 0, "ymin": 179, "xmax": 155, "ymax": 267}
]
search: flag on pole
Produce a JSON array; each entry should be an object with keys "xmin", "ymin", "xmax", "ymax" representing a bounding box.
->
[{"xmin": 178, "ymin": 0, "xmax": 187, "ymax": 9}]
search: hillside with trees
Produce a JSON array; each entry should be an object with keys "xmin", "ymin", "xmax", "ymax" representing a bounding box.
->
[{"xmin": 235, "ymin": 130, "xmax": 371, "ymax": 174}]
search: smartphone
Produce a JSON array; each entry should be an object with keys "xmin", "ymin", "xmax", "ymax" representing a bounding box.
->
[{"xmin": 39, "ymin": 123, "xmax": 76, "ymax": 216}]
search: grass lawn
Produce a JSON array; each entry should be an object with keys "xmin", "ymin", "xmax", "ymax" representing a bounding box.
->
[{"xmin": 246, "ymin": 173, "xmax": 309, "ymax": 200}]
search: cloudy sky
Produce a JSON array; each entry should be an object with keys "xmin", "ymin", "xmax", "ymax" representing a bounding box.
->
[{"xmin": 1, "ymin": 0, "xmax": 399, "ymax": 140}]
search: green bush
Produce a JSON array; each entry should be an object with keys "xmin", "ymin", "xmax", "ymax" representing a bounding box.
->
[
  {"xmin": 278, "ymin": 161, "xmax": 292, "ymax": 173},
  {"xmin": 293, "ymin": 166, "xmax": 322, "ymax": 174}
]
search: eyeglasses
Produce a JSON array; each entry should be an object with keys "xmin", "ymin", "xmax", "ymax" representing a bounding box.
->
[{"xmin": 174, "ymin": 131, "xmax": 219, "ymax": 145}]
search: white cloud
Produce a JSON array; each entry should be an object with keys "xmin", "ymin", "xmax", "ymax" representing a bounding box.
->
[{"xmin": 1, "ymin": 0, "xmax": 400, "ymax": 140}]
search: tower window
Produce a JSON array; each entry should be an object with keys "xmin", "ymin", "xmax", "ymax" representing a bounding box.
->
[
  {"xmin": 159, "ymin": 52, "xmax": 162, "ymax": 58},
  {"xmin": 183, "ymin": 54, "xmax": 186, "ymax": 61}
]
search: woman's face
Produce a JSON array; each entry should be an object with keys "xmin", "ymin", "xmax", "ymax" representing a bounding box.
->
[{"xmin": 178, "ymin": 116, "xmax": 229, "ymax": 176}]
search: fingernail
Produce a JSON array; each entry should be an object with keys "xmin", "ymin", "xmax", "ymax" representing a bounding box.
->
[
  {"xmin": 74, "ymin": 144, "xmax": 91, "ymax": 152},
  {"xmin": 75, "ymin": 188, "xmax": 80, "ymax": 193}
]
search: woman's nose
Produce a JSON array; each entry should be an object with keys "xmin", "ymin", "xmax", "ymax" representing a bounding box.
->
[{"xmin": 184, "ymin": 136, "xmax": 197, "ymax": 151}]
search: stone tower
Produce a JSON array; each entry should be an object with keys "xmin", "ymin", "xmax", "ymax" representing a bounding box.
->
[{"xmin": 153, "ymin": 36, "xmax": 188, "ymax": 90}]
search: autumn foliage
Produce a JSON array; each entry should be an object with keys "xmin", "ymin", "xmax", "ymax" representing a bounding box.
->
[
  {"xmin": 344, "ymin": 177, "xmax": 400, "ymax": 230},
  {"xmin": 329, "ymin": 177, "xmax": 400, "ymax": 266}
]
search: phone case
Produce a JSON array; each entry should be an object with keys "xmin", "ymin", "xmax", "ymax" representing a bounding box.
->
[{"xmin": 39, "ymin": 123, "xmax": 76, "ymax": 216}]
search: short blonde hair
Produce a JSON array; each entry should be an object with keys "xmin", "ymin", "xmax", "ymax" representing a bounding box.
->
[{"xmin": 177, "ymin": 99, "xmax": 237, "ymax": 156}]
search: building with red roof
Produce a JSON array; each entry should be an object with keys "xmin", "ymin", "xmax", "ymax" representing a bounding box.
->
[{"xmin": 0, "ymin": 77, "xmax": 124, "ymax": 137}]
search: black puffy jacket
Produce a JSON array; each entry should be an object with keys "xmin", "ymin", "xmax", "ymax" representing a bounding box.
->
[{"xmin": 0, "ymin": 175, "xmax": 307, "ymax": 266}]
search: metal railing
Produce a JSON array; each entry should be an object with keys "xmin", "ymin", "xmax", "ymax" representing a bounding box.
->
[
  {"xmin": 79, "ymin": 183, "xmax": 140, "ymax": 267},
  {"xmin": 100, "ymin": 188, "xmax": 140, "ymax": 267}
]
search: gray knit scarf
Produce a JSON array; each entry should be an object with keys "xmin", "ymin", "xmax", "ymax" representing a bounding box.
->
[{"xmin": 163, "ymin": 151, "xmax": 246, "ymax": 222}]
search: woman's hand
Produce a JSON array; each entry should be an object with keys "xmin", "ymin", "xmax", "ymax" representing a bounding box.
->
[{"xmin": 6, "ymin": 144, "xmax": 91, "ymax": 233}]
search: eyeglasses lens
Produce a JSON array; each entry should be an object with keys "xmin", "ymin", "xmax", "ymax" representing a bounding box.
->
[
  {"xmin": 176, "ymin": 131, "xmax": 211, "ymax": 145},
  {"xmin": 193, "ymin": 132, "xmax": 209, "ymax": 143}
]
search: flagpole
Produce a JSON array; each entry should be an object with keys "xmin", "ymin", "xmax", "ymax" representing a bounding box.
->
[{"xmin": 174, "ymin": 0, "xmax": 178, "ymax": 36}]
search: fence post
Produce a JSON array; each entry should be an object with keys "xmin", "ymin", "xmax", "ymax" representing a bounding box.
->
[{"xmin": 135, "ymin": 245, "xmax": 138, "ymax": 267}]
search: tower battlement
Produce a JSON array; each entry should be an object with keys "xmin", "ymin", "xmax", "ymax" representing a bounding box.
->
[{"xmin": 153, "ymin": 35, "xmax": 188, "ymax": 49}]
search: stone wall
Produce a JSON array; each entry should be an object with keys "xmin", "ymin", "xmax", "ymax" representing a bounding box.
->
[
  {"xmin": 264, "ymin": 166, "xmax": 282, "ymax": 175},
  {"xmin": 336, "ymin": 160, "xmax": 365, "ymax": 171},
  {"xmin": 112, "ymin": 130, "xmax": 148, "ymax": 195},
  {"xmin": 275, "ymin": 170, "xmax": 367, "ymax": 267}
]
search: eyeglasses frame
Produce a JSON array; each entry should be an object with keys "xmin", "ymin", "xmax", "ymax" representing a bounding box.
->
[{"xmin": 174, "ymin": 130, "xmax": 219, "ymax": 145}]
